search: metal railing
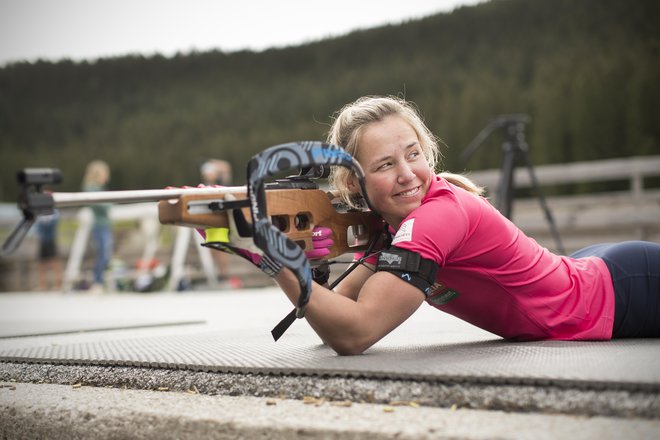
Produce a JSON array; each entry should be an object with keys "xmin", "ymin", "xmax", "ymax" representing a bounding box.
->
[{"xmin": 467, "ymin": 155, "xmax": 660, "ymax": 254}]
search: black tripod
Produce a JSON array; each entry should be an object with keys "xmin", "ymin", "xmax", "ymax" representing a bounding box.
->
[{"xmin": 460, "ymin": 115, "xmax": 565, "ymax": 255}]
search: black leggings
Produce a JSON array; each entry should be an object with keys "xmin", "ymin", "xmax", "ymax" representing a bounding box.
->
[{"xmin": 570, "ymin": 241, "xmax": 660, "ymax": 338}]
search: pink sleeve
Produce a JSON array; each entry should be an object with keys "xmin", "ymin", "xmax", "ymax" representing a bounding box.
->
[{"xmin": 391, "ymin": 197, "xmax": 469, "ymax": 266}]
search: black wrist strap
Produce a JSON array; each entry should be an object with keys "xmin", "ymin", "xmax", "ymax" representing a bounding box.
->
[
  {"xmin": 270, "ymin": 309, "xmax": 298, "ymax": 341},
  {"xmin": 270, "ymin": 265, "xmax": 328, "ymax": 342}
]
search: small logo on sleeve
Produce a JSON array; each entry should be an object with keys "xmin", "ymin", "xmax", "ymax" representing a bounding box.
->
[
  {"xmin": 392, "ymin": 219, "xmax": 414, "ymax": 245},
  {"xmin": 380, "ymin": 252, "xmax": 402, "ymax": 266},
  {"xmin": 426, "ymin": 283, "xmax": 460, "ymax": 306}
]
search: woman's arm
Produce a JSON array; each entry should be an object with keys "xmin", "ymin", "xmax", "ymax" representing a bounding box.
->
[
  {"xmin": 275, "ymin": 268, "xmax": 425, "ymax": 355},
  {"xmin": 332, "ymin": 262, "xmax": 374, "ymax": 300}
]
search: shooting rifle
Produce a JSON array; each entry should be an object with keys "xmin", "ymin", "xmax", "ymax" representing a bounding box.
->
[{"xmin": 1, "ymin": 142, "xmax": 383, "ymax": 339}]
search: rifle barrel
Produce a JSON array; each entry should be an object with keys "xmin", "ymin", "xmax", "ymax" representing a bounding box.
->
[{"xmin": 51, "ymin": 186, "xmax": 247, "ymax": 208}]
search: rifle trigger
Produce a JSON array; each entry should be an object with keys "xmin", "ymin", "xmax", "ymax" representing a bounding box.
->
[{"xmin": 208, "ymin": 198, "xmax": 250, "ymax": 212}]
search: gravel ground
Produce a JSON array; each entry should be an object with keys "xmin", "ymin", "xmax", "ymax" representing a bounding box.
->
[{"xmin": 1, "ymin": 362, "xmax": 659, "ymax": 419}]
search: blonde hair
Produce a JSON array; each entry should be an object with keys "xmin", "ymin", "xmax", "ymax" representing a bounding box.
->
[
  {"xmin": 83, "ymin": 160, "xmax": 110, "ymax": 186},
  {"xmin": 327, "ymin": 96, "xmax": 483, "ymax": 208}
]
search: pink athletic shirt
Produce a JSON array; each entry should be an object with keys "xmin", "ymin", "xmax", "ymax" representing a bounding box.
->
[{"xmin": 367, "ymin": 176, "xmax": 615, "ymax": 341}]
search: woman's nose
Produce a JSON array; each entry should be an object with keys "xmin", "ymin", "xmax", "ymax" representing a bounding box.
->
[{"xmin": 397, "ymin": 163, "xmax": 416, "ymax": 183}]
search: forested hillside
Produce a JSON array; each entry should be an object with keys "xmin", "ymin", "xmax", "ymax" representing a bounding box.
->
[{"xmin": 0, "ymin": 0, "xmax": 658, "ymax": 198}]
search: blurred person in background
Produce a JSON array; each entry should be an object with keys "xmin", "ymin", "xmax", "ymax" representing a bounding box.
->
[
  {"xmin": 82, "ymin": 160, "xmax": 113, "ymax": 293},
  {"xmin": 200, "ymin": 159, "xmax": 232, "ymax": 187},
  {"xmin": 35, "ymin": 189, "xmax": 62, "ymax": 291}
]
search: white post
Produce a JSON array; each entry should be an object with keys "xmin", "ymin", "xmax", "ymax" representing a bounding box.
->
[
  {"xmin": 631, "ymin": 169, "xmax": 644, "ymax": 239},
  {"xmin": 62, "ymin": 208, "xmax": 92, "ymax": 291},
  {"xmin": 167, "ymin": 228, "xmax": 218, "ymax": 291},
  {"xmin": 139, "ymin": 215, "xmax": 160, "ymax": 266},
  {"xmin": 168, "ymin": 226, "xmax": 191, "ymax": 291}
]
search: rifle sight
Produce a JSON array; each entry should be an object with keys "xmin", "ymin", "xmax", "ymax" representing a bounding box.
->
[{"xmin": 17, "ymin": 168, "xmax": 63, "ymax": 186}]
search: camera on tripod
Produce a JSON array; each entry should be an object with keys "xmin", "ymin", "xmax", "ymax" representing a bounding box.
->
[{"xmin": 461, "ymin": 115, "xmax": 565, "ymax": 254}]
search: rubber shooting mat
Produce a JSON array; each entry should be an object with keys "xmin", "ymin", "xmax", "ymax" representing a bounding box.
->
[
  {"xmin": 3, "ymin": 327, "xmax": 660, "ymax": 390},
  {"xmin": 1, "ymin": 291, "xmax": 659, "ymax": 390},
  {"xmin": 0, "ymin": 293, "xmax": 205, "ymax": 338},
  {"xmin": 0, "ymin": 319, "xmax": 205, "ymax": 338}
]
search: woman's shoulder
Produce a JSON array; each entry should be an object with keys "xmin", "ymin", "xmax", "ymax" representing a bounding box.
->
[{"xmin": 420, "ymin": 177, "xmax": 473, "ymax": 216}]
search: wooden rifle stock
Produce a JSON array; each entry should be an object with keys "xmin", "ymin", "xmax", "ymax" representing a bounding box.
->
[{"xmin": 158, "ymin": 188, "xmax": 382, "ymax": 260}]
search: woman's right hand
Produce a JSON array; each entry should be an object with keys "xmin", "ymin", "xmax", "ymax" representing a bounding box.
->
[{"xmin": 305, "ymin": 226, "xmax": 333, "ymax": 260}]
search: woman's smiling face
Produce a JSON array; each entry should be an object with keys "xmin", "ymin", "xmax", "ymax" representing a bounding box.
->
[{"xmin": 353, "ymin": 115, "xmax": 432, "ymax": 227}]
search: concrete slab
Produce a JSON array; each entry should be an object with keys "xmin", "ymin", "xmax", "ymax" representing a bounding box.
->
[{"xmin": 2, "ymin": 382, "xmax": 659, "ymax": 440}]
